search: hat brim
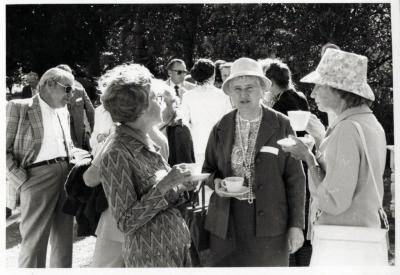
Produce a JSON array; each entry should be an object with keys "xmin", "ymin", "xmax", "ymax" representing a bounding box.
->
[
  {"xmin": 300, "ymin": 70, "xmax": 375, "ymax": 101},
  {"xmin": 300, "ymin": 70, "xmax": 321, "ymax": 85},
  {"xmin": 222, "ymin": 73, "xmax": 272, "ymax": 95}
]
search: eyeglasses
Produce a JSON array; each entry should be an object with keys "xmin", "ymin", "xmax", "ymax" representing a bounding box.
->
[
  {"xmin": 171, "ymin": 70, "xmax": 188, "ymax": 76},
  {"xmin": 55, "ymin": 81, "xmax": 72, "ymax": 94}
]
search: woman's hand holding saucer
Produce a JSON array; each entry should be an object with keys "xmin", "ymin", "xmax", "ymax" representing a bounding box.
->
[
  {"xmin": 157, "ymin": 164, "xmax": 192, "ymax": 194},
  {"xmin": 280, "ymin": 135, "xmax": 312, "ymax": 162}
]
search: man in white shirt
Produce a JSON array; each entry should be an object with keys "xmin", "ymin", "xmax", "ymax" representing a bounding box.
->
[
  {"xmin": 165, "ymin": 58, "xmax": 195, "ymax": 101},
  {"xmin": 6, "ymin": 67, "xmax": 76, "ymax": 268}
]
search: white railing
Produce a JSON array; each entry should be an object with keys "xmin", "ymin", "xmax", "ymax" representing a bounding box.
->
[{"xmin": 387, "ymin": 145, "xmax": 395, "ymax": 217}]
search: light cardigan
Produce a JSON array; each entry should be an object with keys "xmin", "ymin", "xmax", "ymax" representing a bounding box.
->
[{"xmin": 309, "ymin": 105, "xmax": 386, "ymax": 230}]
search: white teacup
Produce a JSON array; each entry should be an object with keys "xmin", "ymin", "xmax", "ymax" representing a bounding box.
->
[
  {"xmin": 221, "ymin": 177, "xmax": 244, "ymax": 193},
  {"xmin": 288, "ymin": 111, "xmax": 311, "ymax": 131},
  {"xmin": 185, "ymin": 163, "xmax": 202, "ymax": 175}
]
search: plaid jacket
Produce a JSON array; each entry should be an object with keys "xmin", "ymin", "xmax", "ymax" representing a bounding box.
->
[{"xmin": 6, "ymin": 95, "xmax": 44, "ymax": 208}]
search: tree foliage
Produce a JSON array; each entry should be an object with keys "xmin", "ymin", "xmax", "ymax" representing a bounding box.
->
[{"xmin": 6, "ymin": 3, "xmax": 393, "ymax": 143}]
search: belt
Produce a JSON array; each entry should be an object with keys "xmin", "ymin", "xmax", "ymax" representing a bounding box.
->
[{"xmin": 26, "ymin": 157, "xmax": 68, "ymax": 169}]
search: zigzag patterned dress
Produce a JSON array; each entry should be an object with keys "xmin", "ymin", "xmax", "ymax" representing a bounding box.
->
[{"xmin": 99, "ymin": 125, "xmax": 192, "ymax": 267}]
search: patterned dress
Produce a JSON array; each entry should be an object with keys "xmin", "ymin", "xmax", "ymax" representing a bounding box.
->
[{"xmin": 99, "ymin": 124, "xmax": 191, "ymax": 267}]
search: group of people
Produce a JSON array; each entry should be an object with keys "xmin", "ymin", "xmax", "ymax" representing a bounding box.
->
[{"xmin": 6, "ymin": 45, "xmax": 387, "ymax": 268}]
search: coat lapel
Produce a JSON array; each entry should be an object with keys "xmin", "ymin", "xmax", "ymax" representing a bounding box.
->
[
  {"xmin": 27, "ymin": 95, "xmax": 44, "ymax": 154},
  {"xmin": 217, "ymin": 110, "xmax": 237, "ymax": 176},
  {"xmin": 254, "ymin": 107, "xmax": 279, "ymax": 155}
]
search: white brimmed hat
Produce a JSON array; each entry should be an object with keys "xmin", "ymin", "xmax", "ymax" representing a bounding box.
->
[
  {"xmin": 300, "ymin": 48, "xmax": 375, "ymax": 101},
  {"xmin": 222, "ymin": 57, "xmax": 272, "ymax": 95}
]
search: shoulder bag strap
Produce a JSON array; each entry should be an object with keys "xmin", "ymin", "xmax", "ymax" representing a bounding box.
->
[{"xmin": 351, "ymin": 121, "xmax": 389, "ymax": 230}]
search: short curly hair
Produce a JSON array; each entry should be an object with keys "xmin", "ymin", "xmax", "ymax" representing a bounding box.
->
[
  {"xmin": 190, "ymin": 58, "xmax": 215, "ymax": 85},
  {"xmin": 100, "ymin": 64, "xmax": 153, "ymax": 123}
]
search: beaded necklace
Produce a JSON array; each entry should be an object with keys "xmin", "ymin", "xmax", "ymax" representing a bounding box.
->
[{"xmin": 236, "ymin": 108, "xmax": 262, "ymax": 204}]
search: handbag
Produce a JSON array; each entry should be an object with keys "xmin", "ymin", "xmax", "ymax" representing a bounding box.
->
[
  {"xmin": 185, "ymin": 181, "xmax": 210, "ymax": 253},
  {"xmin": 310, "ymin": 121, "xmax": 389, "ymax": 266}
]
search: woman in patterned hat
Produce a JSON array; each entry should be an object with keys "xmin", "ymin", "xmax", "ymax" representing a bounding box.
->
[
  {"xmin": 280, "ymin": 49, "xmax": 387, "ymax": 264},
  {"xmin": 202, "ymin": 57, "xmax": 306, "ymax": 266},
  {"xmin": 98, "ymin": 63, "xmax": 197, "ymax": 267}
]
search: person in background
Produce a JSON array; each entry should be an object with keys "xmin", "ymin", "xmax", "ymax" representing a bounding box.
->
[
  {"xmin": 219, "ymin": 62, "xmax": 232, "ymax": 84},
  {"xmin": 154, "ymin": 78, "xmax": 195, "ymax": 166},
  {"xmin": 165, "ymin": 58, "xmax": 195, "ymax": 101},
  {"xmin": 214, "ymin": 59, "xmax": 226, "ymax": 88},
  {"xmin": 260, "ymin": 58, "xmax": 311, "ymax": 266},
  {"xmin": 56, "ymin": 64, "xmax": 95, "ymax": 151},
  {"xmin": 179, "ymin": 58, "xmax": 232, "ymax": 166},
  {"xmin": 281, "ymin": 49, "xmax": 386, "ymax": 264},
  {"xmin": 260, "ymin": 58, "xmax": 308, "ymax": 114},
  {"xmin": 99, "ymin": 63, "xmax": 197, "ymax": 267},
  {"xmin": 20, "ymin": 72, "xmax": 39, "ymax": 99},
  {"xmin": 202, "ymin": 57, "xmax": 306, "ymax": 267},
  {"xmin": 7, "ymin": 67, "xmax": 75, "ymax": 267}
]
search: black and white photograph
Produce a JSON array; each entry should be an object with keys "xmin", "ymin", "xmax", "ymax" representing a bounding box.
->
[{"xmin": 2, "ymin": 0, "xmax": 399, "ymax": 273}]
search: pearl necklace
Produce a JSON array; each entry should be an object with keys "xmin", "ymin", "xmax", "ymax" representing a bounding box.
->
[{"xmin": 236, "ymin": 108, "xmax": 262, "ymax": 204}]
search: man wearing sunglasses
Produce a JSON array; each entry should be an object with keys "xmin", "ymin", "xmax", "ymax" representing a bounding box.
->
[
  {"xmin": 6, "ymin": 67, "xmax": 76, "ymax": 268},
  {"xmin": 165, "ymin": 58, "xmax": 195, "ymax": 101}
]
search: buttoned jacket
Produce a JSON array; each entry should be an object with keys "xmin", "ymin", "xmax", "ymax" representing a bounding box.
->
[{"xmin": 203, "ymin": 107, "xmax": 306, "ymax": 239}]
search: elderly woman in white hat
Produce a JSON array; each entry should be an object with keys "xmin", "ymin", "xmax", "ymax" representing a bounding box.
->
[
  {"xmin": 202, "ymin": 57, "xmax": 306, "ymax": 266},
  {"xmin": 281, "ymin": 49, "xmax": 387, "ymax": 264}
]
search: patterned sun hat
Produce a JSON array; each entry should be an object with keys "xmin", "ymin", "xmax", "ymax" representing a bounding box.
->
[
  {"xmin": 222, "ymin": 57, "xmax": 272, "ymax": 95},
  {"xmin": 300, "ymin": 48, "xmax": 375, "ymax": 101}
]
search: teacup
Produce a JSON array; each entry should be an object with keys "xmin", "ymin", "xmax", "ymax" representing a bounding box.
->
[
  {"xmin": 185, "ymin": 163, "xmax": 202, "ymax": 175},
  {"xmin": 221, "ymin": 177, "xmax": 244, "ymax": 193},
  {"xmin": 288, "ymin": 111, "xmax": 311, "ymax": 131}
]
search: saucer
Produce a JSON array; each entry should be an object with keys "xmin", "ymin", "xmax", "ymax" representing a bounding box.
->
[
  {"xmin": 218, "ymin": 186, "xmax": 250, "ymax": 197},
  {"xmin": 298, "ymin": 136, "xmax": 314, "ymax": 145},
  {"xmin": 277, "ymin": 137, "xmax": 296, "ymax": 147},
  {"xmin": 190, "ymin": 173, "xmax": 210, "ymax": 181}
]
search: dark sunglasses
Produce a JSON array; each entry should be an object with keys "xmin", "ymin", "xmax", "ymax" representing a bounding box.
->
[
  {"xmin": 171, "ymin": 70, "xmax": 188, "ymax": 76},
  {"xmin": 55, "ymin": 81, "xmax": 72, "ymax": 94}
]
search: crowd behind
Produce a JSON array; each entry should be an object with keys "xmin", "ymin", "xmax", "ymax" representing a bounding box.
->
[{"xmin": 6, "ymin": 43, "xmax": 389, "ymax": 267}]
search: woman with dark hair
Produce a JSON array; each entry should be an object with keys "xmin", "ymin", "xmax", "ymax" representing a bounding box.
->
[
  {"xmin": 260, "ymin": 58, "xmax": 309, "ymax": 114},
  {"xmin": 260, "ymin": 58, "xmax": 311, "ymax": 266},
  {"xmin": 98, "ymin": 63, "xmax": 198, "ymax": 267},
  {"xmin": 179, "ymin": 58, "xmax": 231, "ymax": 165},
  {"xmin": 214, "ymin": 59, "xmax": 226, "ymax": 88}
]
